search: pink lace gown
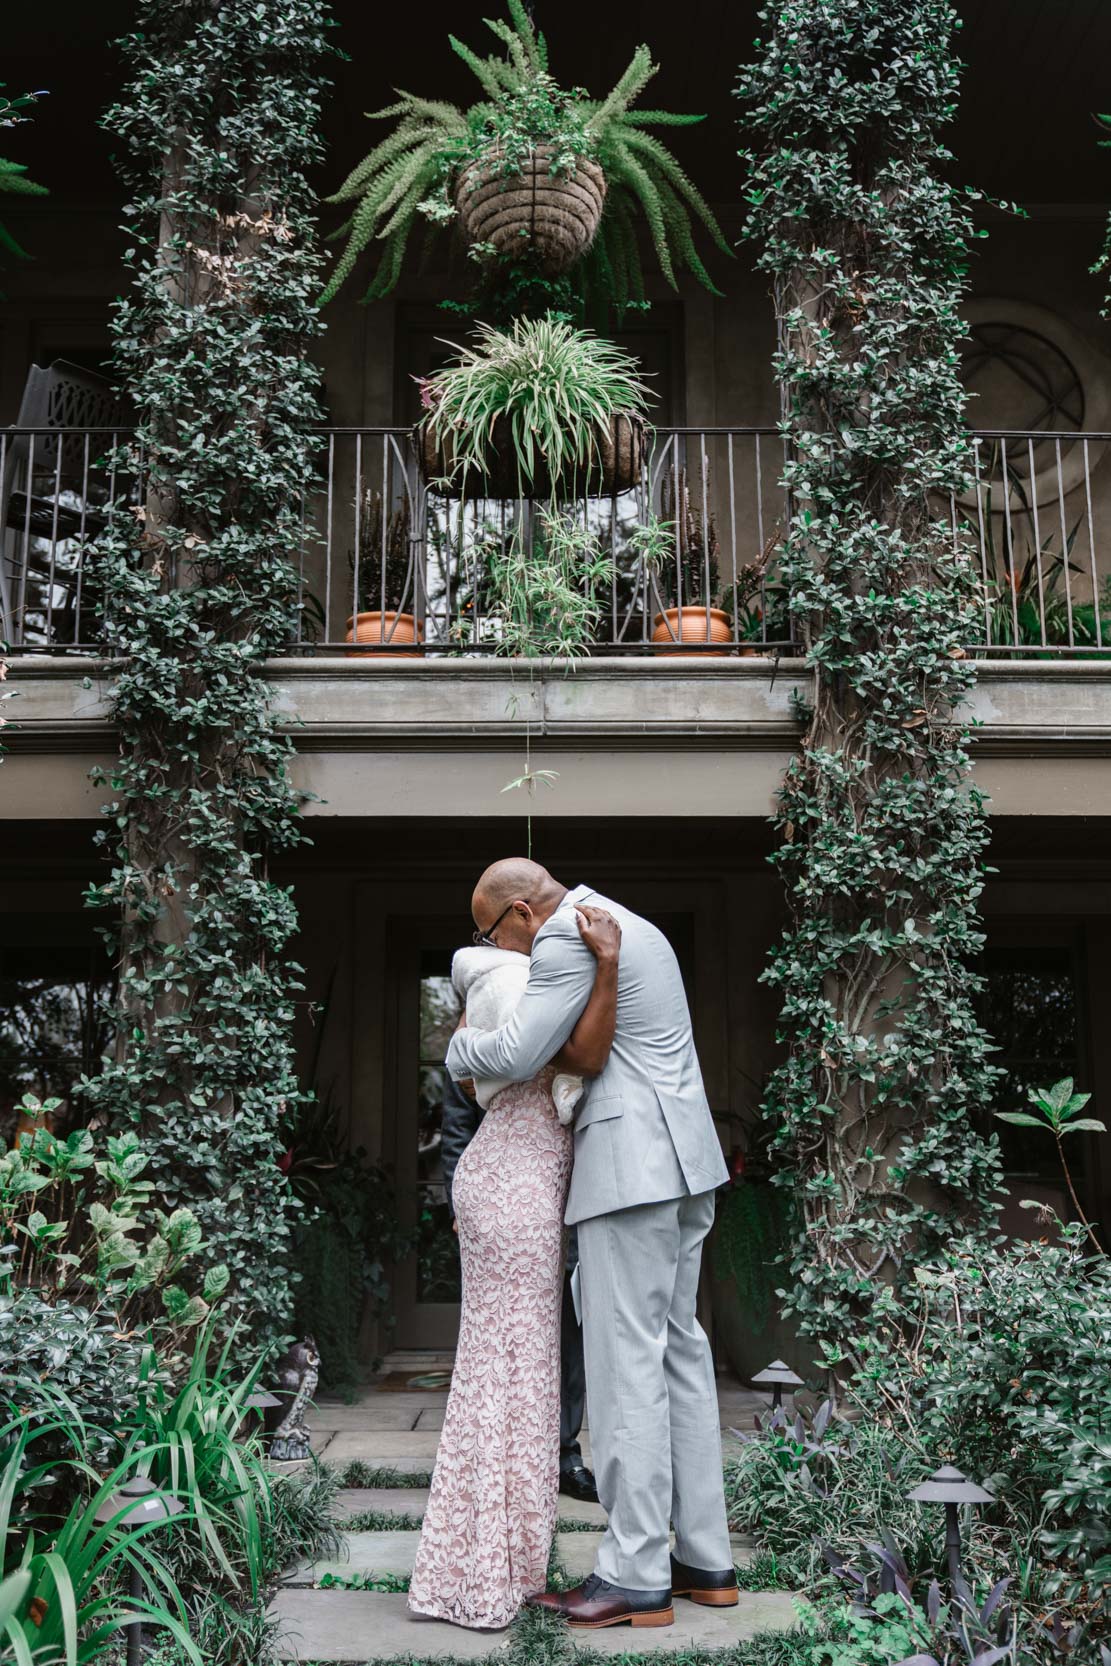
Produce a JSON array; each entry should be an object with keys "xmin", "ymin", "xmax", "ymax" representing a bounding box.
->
[{"xmin": 407, "ymin": 1065, "xmax": 573, "ymax": 1630}]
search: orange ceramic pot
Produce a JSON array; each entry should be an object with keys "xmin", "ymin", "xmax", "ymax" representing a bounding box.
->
[
  {"xmin": 650, "ymin": 606, "xmax": 732, "ymax": 654},
  {"xmin": 344, "ymin": 611, "xmax": 424, "ymax": 659}
]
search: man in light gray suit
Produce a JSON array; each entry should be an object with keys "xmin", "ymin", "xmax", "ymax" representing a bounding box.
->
[{"xmin": 445, "ymin": 858, "xmax": 736, "ymax": 1631}]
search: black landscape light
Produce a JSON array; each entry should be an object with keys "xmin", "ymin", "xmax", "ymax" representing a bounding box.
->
[
  {"xmin": 907, "ymin": 1465, "xmax": 994, "ymax": 1588},
  {"xmin": 751, "ymin": 1359, "xmax": 804, "ymax": 1411},
  {"xmin": 94, "ymin": 1476, "xmax": 185, "ymax": 1666}
]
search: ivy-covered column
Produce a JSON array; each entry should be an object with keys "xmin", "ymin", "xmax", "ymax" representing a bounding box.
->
[
  {"xmin": 736, "ymin": 0, "xmax": 1004, "ymax": 1356},
  {"xmin": 78, "ymin": 0, "xmax": 333, "ymax": 1341}
]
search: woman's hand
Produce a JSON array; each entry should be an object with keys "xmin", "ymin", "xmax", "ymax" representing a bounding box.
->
[{"xmin": 574, "ymin": 905, "xmax": 621, "ymax": 965}]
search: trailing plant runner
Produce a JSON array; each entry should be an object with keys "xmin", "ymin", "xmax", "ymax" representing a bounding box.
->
[
  {"xmin": 76, "ymin": 0, "xmax": 334, "ymax": 1344},
  {"xmin": 736, "ymin": 0, "xmax": 1007, "ymax": 1360}
]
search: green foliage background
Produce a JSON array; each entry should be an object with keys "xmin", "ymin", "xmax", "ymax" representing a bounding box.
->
[
  {"xmin": 736, "ymin": 0, "xmax": 1006, "ymax": 1354},
  {"xmin": 75, "ymin": 0, "xmax": 335, "ymax": 1343}
]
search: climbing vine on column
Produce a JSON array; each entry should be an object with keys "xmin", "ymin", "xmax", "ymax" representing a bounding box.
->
[
  {"xmin": 76, "ymin": 0, "xmax": 334, "ymax": 1341},
  {"xmin": 736, "ymin": 0, "xmax": 1006, "ymax": 1357}
]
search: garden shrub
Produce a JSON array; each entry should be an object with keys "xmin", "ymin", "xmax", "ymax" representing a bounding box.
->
[
  {"xmin": 0, "ymin": 1289, "xmax": 149, "ymax": 1466},
  {"xmin": 853, "ymin": 1226, "xmax": 1111, "ymax": 1616},
  {"xmin": 724, "ymin": 1407, "xmax": 936, "ymax": 1588}
]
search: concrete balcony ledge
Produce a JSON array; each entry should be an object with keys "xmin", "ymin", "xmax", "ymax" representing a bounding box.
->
[
  {"xmin": 7, "ymin": 655, "xmax": 1111, "ymax": 819},
  {"xmin": 7, "ymin": 653, "xmax": 1111, "ymax": 750}
]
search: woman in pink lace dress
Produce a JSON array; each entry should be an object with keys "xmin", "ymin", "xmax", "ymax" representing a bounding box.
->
[{"xmin": 407, "ymin": 907, "xmax": 620, "ymax": 1631}]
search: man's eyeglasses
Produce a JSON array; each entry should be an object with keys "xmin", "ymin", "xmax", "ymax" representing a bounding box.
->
[{"xmin": 472, "ymin": 897, "xmax": 527, "ymax": 948}]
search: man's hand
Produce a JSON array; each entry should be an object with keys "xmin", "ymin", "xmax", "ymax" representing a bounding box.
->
[{"xmin": 575, "ymin": 904, "xmax": 621, "ymax": 965}]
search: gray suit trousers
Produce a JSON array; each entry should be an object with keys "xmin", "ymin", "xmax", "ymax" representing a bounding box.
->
[{"xmin": 577, "ymin": 1189, "xmax": 733, "ymax": 1590}]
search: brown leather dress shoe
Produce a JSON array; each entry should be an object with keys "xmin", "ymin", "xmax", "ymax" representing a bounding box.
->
[
  {"xmin": 529, "ymin": 1575, "xmax": 674, "ymax": 1629},
  {"xmin": 670, "ymin": 1554, "xmax": 740, "ymax": 1606}
]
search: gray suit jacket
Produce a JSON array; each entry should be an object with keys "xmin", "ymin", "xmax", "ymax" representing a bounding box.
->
[{"xmin": 445, "ymin": 885, "xmax": 729, "ymax": 1225}]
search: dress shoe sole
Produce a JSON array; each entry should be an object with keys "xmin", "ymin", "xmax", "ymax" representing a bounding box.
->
[
  {"xmin": 567, "ymin": 1607, "xmax": 675, "ymax": 1629},
  {"xmin": 672, "ymin": 1586, "xmax": 739, "ymax": 1607}
]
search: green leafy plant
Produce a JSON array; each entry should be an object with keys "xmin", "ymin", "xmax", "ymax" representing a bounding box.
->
[
  {"xmin": 724, "ymin": 1404, "xmax": 934, "ymax": 1588},
  {"xmin": 849, "ymin": 1226, "xmax": 1111, "ymax": 1630},
  {"xmin": 0, "ymin": 1418, "xmax": 202, "ymax": 1666},
  {"xmin": 1, "ymin": 1103, "xmax": 227, "ymax": 1331},
  {"xmin": 284, "ymin": 1083, "xmax": 414, "ymax": 1391},
  {"xmin": 79, "ymin": 0, "xmax": 335, "ymax": 1344},
  {"xmin": 713, "ymin": 1179, "xmax": 792, "ymax": 1333},
  {"xmin": 471, "ymin": 509, "xmax": 615, "ymax": 659},
  {"xmin": 995, "ymin": 1078, "xmax": 1106, "ymax": 1252},
  {"xmin": 0, "ymin": 85, "xmax": 48, "ymax": 271},
  {"xmin": 349, "ymin": 487, "xmax": 414, "ymax": 617},
  {"xmin": 419, "ymin": 315, "xmax": 651, "ymax": 499},
  {"xmin": 737, "ymin": 0, "xmax": 1006, "ymax": 1355},
  {"xmin": 121, "ymin": 1316, "xmax": 278, "ymax": 1600},
  {"xmin": 318, "ymin": 0, "xmax": 729, "ymax": 312}
]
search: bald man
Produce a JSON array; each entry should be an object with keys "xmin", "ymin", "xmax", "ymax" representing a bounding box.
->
[{"xmin": 445, "ymin": 861, "xmax": 735, "ymax": 1630}]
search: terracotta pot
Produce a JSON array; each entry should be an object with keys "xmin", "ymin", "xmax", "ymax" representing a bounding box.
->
[
  {"xmin": 418, "ymin": 412, "xmax": 645, "ymax": 500},
  {"xmin": 455, "ymin": 144, "xmax": 606, "ymax": 274},
  {"xmin": 344, "ymin": 611, "xmax": 423, "ymax": 659},
  {"xmin": 650, "ymin": 606, "xmax": 733, "ymax": 654}
]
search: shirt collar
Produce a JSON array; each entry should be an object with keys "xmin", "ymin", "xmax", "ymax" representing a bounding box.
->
[{"xmin": 555, "ymin": 883, "xmax": 594, "ymax": 912}]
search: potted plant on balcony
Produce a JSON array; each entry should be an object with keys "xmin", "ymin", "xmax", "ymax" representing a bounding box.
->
[
  {"xmin": 417, "ymin": 315, "xmax": 651, "ymax": 499},
  {"xmin": 344, "ymin": 489, "xmax": 422, "ymax": 656},
  {"xmin": 633, "ymin": 470, "xmax": 730, "ymax": 651},
  {"xmin": 317, "ymin": 2, "xmax": 729, "ymax": 317}
]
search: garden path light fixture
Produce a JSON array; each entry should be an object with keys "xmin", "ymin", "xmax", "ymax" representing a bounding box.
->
[
  {"xmin": 907, "ymin": 1464, "xmax": 994, "ymax": 1588},
  {"xmin": 751, "ymin": 1359, "xmax": 803, "ymax": 1411},
  {"xmin": 93, "ymin": 1476, "xmax": 185, "ymax": 1666}
]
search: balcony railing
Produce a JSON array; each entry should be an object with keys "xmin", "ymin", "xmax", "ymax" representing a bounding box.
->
[{"xmin": 3, "ymin": 424, "xmax": 1111, "ymax": 658}]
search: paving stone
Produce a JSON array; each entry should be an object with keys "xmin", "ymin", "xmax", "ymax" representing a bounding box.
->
[
  {"xmin": 307, "ymin": 1403, "xmax": 423, "ymax": 1432},
  {"xmin": 573, "ymin": 1591, "xmax": 800, "ymax": 1653},
  {"xmin": 414, "ymin": 1407, "xmax": 445, "ymax": 1430},
  {"xmin": 287, "ymin": 1531, "xmax": 424, "ymax": 1585},
  {"xmin": 334, "ymin": 1488, "xmax": 431, "ymax": 1521},
  {"xmin": 323, "ymin": 1430, "xmax": 598, "ymax": 1465},
  {"xmin": 268, "ymin": 1587, "xmax": 799, "ymax": 1660},
  {"xmin": 553, "ymin": 1494, "xmax": 607, "ymax": 1527},
  {"xmin": 269, "ymin": 1589, "xmax": 510, "ymax": 1660},
  {"xmin": 321, "ymin": 1431, "xmax": 444, "ymax": 1463},
  {"xmin": 308, "ymin": 1395, "xmax": 448, "ymax": 1431}
]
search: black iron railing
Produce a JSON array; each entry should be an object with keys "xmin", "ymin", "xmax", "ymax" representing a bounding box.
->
[{"xmin": 4, "ymin": 424, "xmax": 1111, "ymax": 657}]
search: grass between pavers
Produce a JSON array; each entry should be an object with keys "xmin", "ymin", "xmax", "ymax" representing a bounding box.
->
[
  {"xmin": 338, "ymin": 1464, "xmax": 434, "ymax": 1488},
  {"xmin": 346, "ymin": 1509, "xmax": 426, "ymax": 1531}
]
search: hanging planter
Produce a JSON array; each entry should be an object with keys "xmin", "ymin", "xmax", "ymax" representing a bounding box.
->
[
  {"xmin": 417, "ymin": 316, "xmax": 650, "ymax": 499},
  {"xmin": 317, "ymin": 5, "xmax": 731, "ymax": 315},
  {"xmin": 454, "ymin": 144, "xmax": 606, "ymax": 275},
  {"xmin": 419, "ymin": 409, "xmax": 645, "ymax": 498}
]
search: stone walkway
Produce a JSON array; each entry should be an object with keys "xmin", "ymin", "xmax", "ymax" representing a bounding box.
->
[{"xmin": 267, "ymin": 1375, "xmax": 799, "ymax": 1661}]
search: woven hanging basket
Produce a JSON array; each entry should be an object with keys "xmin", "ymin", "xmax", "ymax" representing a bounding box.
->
[
  {"xmin": 419, "ymin": 411, "xmax": 646, "ymax": 499},
  {"xmin": 454, "ymin": 143, "xmax": 606, "ymax": 274}
]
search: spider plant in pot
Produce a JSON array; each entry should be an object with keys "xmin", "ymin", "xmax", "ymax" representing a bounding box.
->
[
  {"xmin": 344, "ymin": 488, "xmax": 422, "ymax": 657},
  {"xmin": 317, "ymin": 1, "xmax": 730, "ymax": 320},
  {"xmin": 417, "ymin": 315, "xmax": 652, "ymax": 500},
  {"xmin": 632, "ymin": 469, "xmax": 728, "ymax": 651}
]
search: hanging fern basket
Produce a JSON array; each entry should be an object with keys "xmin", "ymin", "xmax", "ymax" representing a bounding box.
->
[
  {"xmin": 419, "ymin": 410, "xmax": 646, "ymax": 499},
  {"xmin": 454, "ymin": 143, "xmax": 606, "ymax": 275}
]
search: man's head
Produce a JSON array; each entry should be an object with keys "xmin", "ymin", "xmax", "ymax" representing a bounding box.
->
[{"xmin": 470, "ymin": 858, "xmax": 567, "ymax": 954}]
